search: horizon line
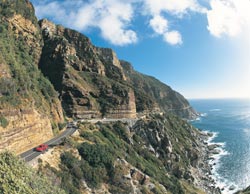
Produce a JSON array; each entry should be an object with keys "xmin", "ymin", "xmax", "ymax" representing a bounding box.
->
[{"xmin": 187, "ymin": 97, "xmax": 250, "ymax": 100}]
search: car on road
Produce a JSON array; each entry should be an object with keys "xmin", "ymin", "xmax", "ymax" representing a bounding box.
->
[{"xmin": 35, "ymin": 144, "xmax": 48, "ymax": 152}]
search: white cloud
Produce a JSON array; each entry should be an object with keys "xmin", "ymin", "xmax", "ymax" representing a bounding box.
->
[
  {"xmin": 72, "ymin": 0, "xmax": 137, "ymax": 46},
  {"xmin": 164, "ymin": 31, "xmax": 183, "ymax": 45},
  {"xmin": 148, "ymin": 14, "xmax": 182, "ymax": 45},
  {"xmin": 149, "ymin": 15, "xmax": 168, "ymax": 34},
  {"xmin": 33, "ymin": 0, "xmax": 137, "ymax": 46},
  {"xmin": 207, "ymin": 0, "xmax": 250, "ymax": 38},
  {"xmin": 32, "ymin": 0, "xmax": 209, "ymax": 46},
  {"xmin": 98, "ymin": 14, "xmax": 137, "ymax": 46},
  {"xmin": 207, "ymin": 0, "xmax": 241, "ymax": 37},
  {"xmin": 34, "ymin": 1, "xmax": 68, "ymax": 22},
  {"xmin": 143, "ymin": 0, "xmax": 205, "ymax": 45},
  {"xmin": 144, "ymin": 0, "xmax": 206, "ymax": 16}
]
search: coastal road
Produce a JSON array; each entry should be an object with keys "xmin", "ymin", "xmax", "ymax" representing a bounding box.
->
[
  {"xmin": 167, "ymin": 105, "xmax": 191, "ymax": 111},
  {"xmin": 83, "ymin": 118, "xmax": 138, "ymax": 125},
  {"xmin": 19, "ymin": 122, "xmax": 77, "ymax": 162},
  {"xmin": 20, "ymin": 118, "xmax": 138, "ymax": 162}
]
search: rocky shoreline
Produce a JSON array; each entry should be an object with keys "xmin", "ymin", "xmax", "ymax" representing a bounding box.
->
[{"xmin": 193, "ymin": 131, "xmax": 222, "ymax": 194}]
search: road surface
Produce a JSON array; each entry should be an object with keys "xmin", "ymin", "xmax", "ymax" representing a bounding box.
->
[{"xmin": 19, "ymin": 122, "xmax": 77, "ymax": 162}]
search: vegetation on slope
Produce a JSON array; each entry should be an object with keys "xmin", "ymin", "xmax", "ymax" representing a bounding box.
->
[
  {"xmin": 0, "ymin": 152, "xmax": 65, "ymax": 194},
  {"xmin": 39, "ymin": 114, "xmax": 206, "ymax": 194},
  {"xmin": 0, "ymin": 0, "xmax": 37, "ymax": 23},
  {"xmin": 0, "ymin": 0, "xmax": 64, "ymax": 132},
  {"xmin": 0, "ymin": 11, "xmax": 57, "ymax": 108}
]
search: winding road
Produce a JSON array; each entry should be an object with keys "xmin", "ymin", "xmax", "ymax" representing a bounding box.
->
[
  {"xmin": 19, "ymin": 118, "xmax": 138, "ymax": 162},
  {"xmin": 19, "ymin": 122, "xmax": 77, "ymax": 162}
]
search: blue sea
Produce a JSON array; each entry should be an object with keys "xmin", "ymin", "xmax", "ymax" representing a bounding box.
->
[{"xmin": 190, "ymin": 99, "xmax": 250, "ymax": 193}]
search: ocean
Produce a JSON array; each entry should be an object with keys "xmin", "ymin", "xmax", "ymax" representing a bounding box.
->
[{"xmin": 190, "ymin": 99, "xmax": 250, "ymax": 194}]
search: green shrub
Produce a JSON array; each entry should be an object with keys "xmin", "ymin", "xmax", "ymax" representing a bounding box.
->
[
  {"xmin": 113, "ymin": 121, "xmax": 130, "ymax": 143},
  {"xmin": 51, "ymin": 122, "xmax": 57, "ymax": 130},
  {"xmin": 61, "ymin": 152, "xmax": 79, "ymax": 169},
  {"xmin": 58, "ymin": 122, "xmax": 67, "ymax": 130},
  {"xmin": 0, "ymin": 152, "xmax": 66, "ymax": 194},
  {"xmin": 0, "ymin": 116, "xmax": 8, "ymax": 128},
  {"xmin": 78, "ymin": 143, "xmax": 115, "ymax": 169}
]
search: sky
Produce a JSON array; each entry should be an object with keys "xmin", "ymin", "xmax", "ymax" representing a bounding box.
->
[{"xmin": 30, "ymin": 0, "xmax": 250, "ymax": 99}]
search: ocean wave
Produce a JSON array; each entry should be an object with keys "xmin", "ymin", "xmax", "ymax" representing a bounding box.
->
[
  {"xmin": 243, "ymin": 128, "xmax": 250, "ymax": 136},
  {"xmin": 239, "ymin": 114, "xmax": 250, "ymax": 122},
  {"xmin": 209, "ymin": 109, "xmax": 221, "ymax": 112},
  {"xmin": 211, "ymin": 170, "xmax": 238, "ymax": 194},
  {"xmin": 212, "ymin": 174, "xmax": 238, "ymax": 194},
  {"xmin": 206, "ymin": 131, "xmax": 218, "ymax": 143},
  {"xmin": 189, "ymin": 117, "xmax": 201, "ymax": 122},
  {"xmin": 189, "ymin": 112, "xmax": 207, "ymax": 122}
]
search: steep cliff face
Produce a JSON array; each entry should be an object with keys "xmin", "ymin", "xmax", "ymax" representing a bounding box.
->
[
  {"xmin": 0, "ymin": 108, "xmax": 53, "ymax": 154},
  {"xmin": 39, "ymin": 19, "xmax": 136, "ymax": 119},
  {"xmin": 0, "ymin": 0, "xmax": 64, "ymax": 154},
  {"xmin": 121, "ymin": 60, "xmax": 199, "ymax": 119}
]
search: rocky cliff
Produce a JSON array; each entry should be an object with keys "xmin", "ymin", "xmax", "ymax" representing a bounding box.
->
[
  {"xmin": 0, "ymin": 0, "xmax": 64, "ymax": 154},
  {"xmin": 37, "ymin": 18, "xmax": 197, "ymax": 120},
  {"xmin": 39, "ymin": 19, "xmax": 136, "ymax": 119},
  {"xmin": 121, "ymin": 60, "xmax": 199, "ymax": 119}
]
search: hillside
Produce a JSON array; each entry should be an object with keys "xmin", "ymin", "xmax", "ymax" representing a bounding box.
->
[
  {"xmin": 0, "ymin": 0, "xmax": 64, "ymax": 154},
  {"xmin": 0, "ymin": 0, "xmax": 219, "ymax": 194},
  {"xmin": 37, "ymin": 114, "xmax": 220, "ymax": 194},
  {"xmin": 0, "ymin": 152, "xmax": 65, "ymax": 194}
]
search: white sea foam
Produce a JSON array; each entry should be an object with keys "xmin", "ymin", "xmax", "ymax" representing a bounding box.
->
[
  {"xmin": 195, "ymin": 117, "xmax": 201, "ymax": 121},
  {"xmin": 204, "ymin": 131, "xmax": 238, "ymax": 194},
  {"xmin": 189, "ymin": 117, "xmax": 201, "ymax": 122},
  {"xmin": 200, "ymin": 113, "xmax": 208, "ymax": 117},
  {"xmin": 206, "ymin": 131, "xmax": 218, "ymax": 144}
]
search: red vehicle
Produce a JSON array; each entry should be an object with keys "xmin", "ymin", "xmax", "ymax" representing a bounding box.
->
[{"xmin": 35, "ymin": 144, "xmax": 48, "ymax": 152}]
